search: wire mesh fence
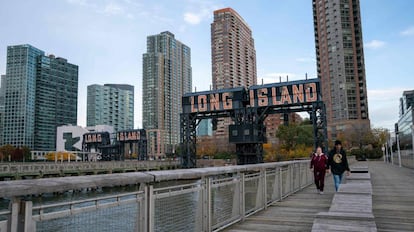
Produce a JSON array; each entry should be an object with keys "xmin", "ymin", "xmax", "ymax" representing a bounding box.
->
[
  {"xmin": 33, "ymin": 191, "xmax": 145, "ymax": 232},
  {"xmin": 0, "ymin": 160, "xmax": 313, "ymax": 232},
  {"xmin": 153, "ymin": 181, "xmax": 203, "ymax": 232}
]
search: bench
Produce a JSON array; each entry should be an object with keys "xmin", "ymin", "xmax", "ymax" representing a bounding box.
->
[{"xmin": 311, "ymin": 166, "xmax": 377, "ymax": 232}]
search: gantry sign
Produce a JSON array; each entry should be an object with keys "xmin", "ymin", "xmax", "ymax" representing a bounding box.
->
[
  {"xmin": 180, "ymin": 78, "xmax": 327, "ymax": 168},
  {"xmin": 116, "ymin": 129, "xmax": 148, "ymax": 160}
]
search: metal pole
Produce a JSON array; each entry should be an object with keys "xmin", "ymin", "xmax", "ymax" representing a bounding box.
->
[
  {"xmin": 389, "ymin": 138, "xmax": 394, "ymax": 165},
  {"xmin": 382, "ymin": 145, "xmax": 386, "ymax": 163},
  {"xmin": 412, "ymin": 125, "xmax": 414, "ymax": 168},
  {"xmin": 396, "ymin": 133, "xmax": 402, "ymax": 167}
]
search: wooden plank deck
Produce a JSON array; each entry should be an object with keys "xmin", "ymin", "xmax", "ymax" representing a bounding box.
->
[
  {"xmin": 223, "ymin": 161, "xmax": 414, "ymax": 232},
  {"xmin": 224, "ymin": 170, "xmax": 336, "ymax": 231},
  {"xmin": 369, "ymin": 161, "xmax": 414, "ymax": 232}
]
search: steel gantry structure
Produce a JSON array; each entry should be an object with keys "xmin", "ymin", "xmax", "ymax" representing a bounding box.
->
[{"xmin": 180, "ymin": 78, "xmax": 327, "ymax": 168}]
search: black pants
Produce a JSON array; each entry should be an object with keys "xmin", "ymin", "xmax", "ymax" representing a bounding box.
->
[{"xmin": 314, "ymin": 169, "xmax": 326, "ymax": 191}]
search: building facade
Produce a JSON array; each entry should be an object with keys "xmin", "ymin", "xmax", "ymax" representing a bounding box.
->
[
  {"xmin": 2, "ymin": 44, "xmax": 78, "ymax": 150},
  {"xmin": 34, "ymin": 55, "xmax": 78, "ymax": 151},
  {"xmin": 197, "ymin": 119, "xmax": 213, "ymax": 136},
  {"xmin": 56, "ymin": 124, "xmax": 114, "ymax": 152},
  {"xmin": 0, "ymin": 75, "xmax": 6, "ymax": 145},
  {"xmin": 142, "ymin": 31, "xmax": 192, "ymax": 158},
  {"xmin": 399, "ymin": 90, "xmax": 414, "ymax": 118},
  {"xmin": 397, "ymin": 90, "xmax": 414, "ymax": 166},
  {"xmin": 312, "ymin": 0, "xmax": 370, "ymax": 139},
  {"xmin": 87, "ymin": 84, "xmax": 134, "ymax": 132},
  {"xmin": 211, "ymin": 7, "xmax": 257, "ymax": 90},
  {"xmin": 210, "ymin": 8, "xmax": 257, "ymax": 151}
]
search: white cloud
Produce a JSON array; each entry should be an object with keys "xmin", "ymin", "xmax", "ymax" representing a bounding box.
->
[
  {"xmin": 184, "ymin": 12, "xmax": 202, "ymax": 25},
  {"xmin": 183, "ymin": 1, "xmax": 221, "ymax": 25},
  {"xmin": 103, "ymin": 2, "xmax": 124, "ymax": 15},
  {"xmin": 365, "ymin": 40, "xmax": 386, "ymax": 49},
  {"xmin": 66, "ymin": 0, "xmax": 88, "ymax": 6},
  {"xmin": 400, "ymin": 26, "xmax": 414, "ymax": 36},
  {"xmin": 368, "ymin": 88, "xmax": 404, "ymax": 130}
]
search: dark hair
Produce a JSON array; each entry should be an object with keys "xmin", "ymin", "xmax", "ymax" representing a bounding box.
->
[{"xmin": 334, "ymin": 140, "xmax": 342, "ymax": 146}]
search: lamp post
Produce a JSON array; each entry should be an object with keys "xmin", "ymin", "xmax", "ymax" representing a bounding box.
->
[
  {"xmin": 382, "ymin": 145, "xmax": 386, "ymax": 162},
  {"xmin": 412, "ymin": 125, "xmax": 414, "ymax": 168},
  {"xmin": 395, "ymin": 123, "xmax": 401, "ymax": 167},
  {"xmin": 396, "ymin": 133, "xmax": 402, "ymax": 167},
  {"xmin": 389, "ymin": 137, "xmax": 394, "ymax": 165}
]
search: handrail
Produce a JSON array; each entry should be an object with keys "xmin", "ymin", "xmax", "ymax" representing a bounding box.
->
[{"xmin": 0, "ymin": 159, "xmax": 312, "ymax": 232}]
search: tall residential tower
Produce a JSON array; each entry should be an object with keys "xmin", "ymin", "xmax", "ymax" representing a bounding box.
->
[
  {"xmin": 3, "ymin": 44, "xmax": 78, "ymax": 150},
  {"xmin": 211, "ymin": 7, "xmax": 257, "ymax": 90},
  {"xmin": 87, "ymin": 84, "xmax": 134, "ymax": 132},
  {"xmin": 211, "ymin": 8, "xmax": 257, "ymax": 151},
  {"xmin": 142, "ymin": 31, "xmax": 192, "ymax": 158},
  {"xmin": 312, "ymin": 0, "xmax": 370, "ymax": 139}
]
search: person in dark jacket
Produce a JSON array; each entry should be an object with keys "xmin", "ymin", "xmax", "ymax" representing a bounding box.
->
[
  {"xmin": 310, "ymin": 146, "xmax": 328, "ymax": 194},
  {"xmin": 327, "ymin": 140, "xmax": 350, "ymax": 191}
]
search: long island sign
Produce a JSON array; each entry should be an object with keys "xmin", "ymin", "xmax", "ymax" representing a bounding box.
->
[{"xmin": 183, "ymin": 79, "xmax": 321, "ymax": 114}]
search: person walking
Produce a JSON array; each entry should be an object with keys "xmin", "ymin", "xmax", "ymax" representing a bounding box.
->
[
  {"xmin": 310, "ymin": 146, "xmax": 328, "ymax": 194},
  {"xmin": 327, "ymin": 140, "xmax": 350, "ymax": 191}
]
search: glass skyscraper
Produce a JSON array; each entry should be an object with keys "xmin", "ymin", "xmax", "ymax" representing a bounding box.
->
[
  {"xmin": 35, "ymin": 55, "xmax": 78, "ymax": 150},
  {"xmin": 142, "ymin": 31, "xmax": 192, "ymax": 158},
  {"xmin": 87, "ymin": 84, "xmax": 134, "ymax": 132},
  {"xmin": 3, "ymin": 44, "xmax": 78, "ymax": 150}
]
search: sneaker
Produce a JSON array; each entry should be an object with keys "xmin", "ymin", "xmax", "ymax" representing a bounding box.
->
[{"xmin": 319, "ymin": 191, "xmax": 324, "ymax": 195}]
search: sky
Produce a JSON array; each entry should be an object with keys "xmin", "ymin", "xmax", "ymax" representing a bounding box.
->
[{"xmin": 0, "ymin": 0, "xmax": 413, "ymax": 131}]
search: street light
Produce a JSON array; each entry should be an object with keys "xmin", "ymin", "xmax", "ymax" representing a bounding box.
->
[
  {"xmin": 382, "ymin": 145, "xmax": 386, "ymax": 163},
  {"xmin": 395, "ymin": 123, "xmax": 401, "ymax": 167},
  {"xmin": 412, "ymin": 125, "xmax": 414, "ymax": 168}
]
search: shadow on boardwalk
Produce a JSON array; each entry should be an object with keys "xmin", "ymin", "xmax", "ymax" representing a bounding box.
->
[{"xmin": 224, "ymin": 160, "xmax": 414, "ymax": 232}]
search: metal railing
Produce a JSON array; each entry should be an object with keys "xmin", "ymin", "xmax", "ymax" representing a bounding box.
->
[
  {"xmin": 0, "ymin": 160, "xmax": 180, "ymax": 179},
  {"xmin": 0, "ymin": 160, "xmax": 312, "ymax": 232}
]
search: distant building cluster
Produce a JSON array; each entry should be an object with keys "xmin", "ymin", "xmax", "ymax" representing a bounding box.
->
[{"xmin": 1, "ymin": 1, "xmax": 388, "ymax": 159}]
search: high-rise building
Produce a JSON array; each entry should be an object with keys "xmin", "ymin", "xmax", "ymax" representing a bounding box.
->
[
  {"xmin": 399, "ymin": 90, "xmax": 414, "ymax": 117},
  {"xmin": 312, "ymin": 0, "xmax": 370, "ymax": 139},
  {"xmin": 142, "ymin": 31, "xmax": 192, "ymax": 158},
  {"xmin": 197, "ymin": 119, "xmax": 213, "ymax": 136},
  {"xmin": 211, "ymin": 7, "xmax": 257, "ymax": 90},
  {"xmin": 34, "ymin": 55, "xmax": 78, "ymax": 151},
  {"xmin": 211, "ymin": 8, "xmax": 257, "ymax": 151},
  {"xmin": 3, "ymin": 44, "xmax": 78, "ymax": 150},
  {"xmin": 87, "ymin": 84, "xmax": 134, "ymax": 132},
  {"xmin": 0, "ymin": 75, "xmax": 6, "ymax": 145}
]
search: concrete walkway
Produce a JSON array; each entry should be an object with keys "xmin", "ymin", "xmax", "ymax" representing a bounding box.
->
[{"xmin": 224, "ymin": 161, "xmax": 414, "ymax": 232}]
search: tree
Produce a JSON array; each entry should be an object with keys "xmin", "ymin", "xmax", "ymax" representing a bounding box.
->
[
  {"xmin": 0, "ymin": 144, "xmax": 16, "ymax": 162},
  {"xmin": 274, "ymin": 123, "xmax": 314, "ymax": 160},
  {"xmin": 276, "ymin": 123, "xmax": 313, "ymax": 151},
  {"xmin": 22, "ymin": 146, "xmax": 31, "ymax": 161}
]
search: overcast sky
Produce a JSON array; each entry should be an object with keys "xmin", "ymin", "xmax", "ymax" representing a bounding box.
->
[{"xmin": 0, "ymin": 0, "xmax": 413, "ymax": 131}]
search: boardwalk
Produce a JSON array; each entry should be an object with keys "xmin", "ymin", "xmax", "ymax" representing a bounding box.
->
[
  {"xmin": 224, "ymin": 161, "xmax": 414, "ymax": 232},
  {"xmin": 370, "ymin": 162, "xmax": 414, "ymax": 231}
]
